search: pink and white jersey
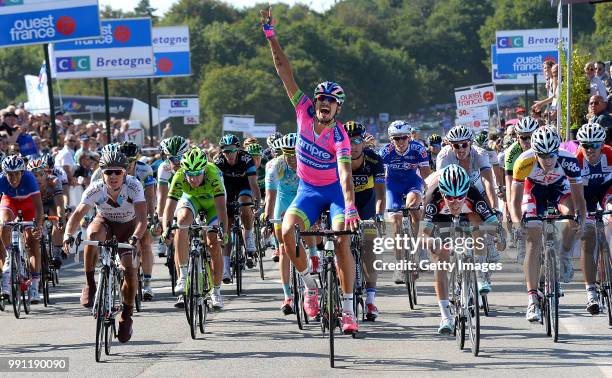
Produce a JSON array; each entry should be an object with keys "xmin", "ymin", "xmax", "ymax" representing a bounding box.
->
[{"xmin": 291, "ymin": 90, "xmax": 351, "ymax": 187}]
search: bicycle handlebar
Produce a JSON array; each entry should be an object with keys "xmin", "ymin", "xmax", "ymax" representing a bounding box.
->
[
  {"xmin": 522, "ymin": 214, "xmax": 577, "ymax": 223},
  {"xmin": 80, "ymin": 239, "xmax": 134, "ymax": 250},
  {"xmin": 0, "ymin": 220, "xmax": 36, "ymax": 227},
  {"xmin": 438, "ymin": 223, "xmax": 497, "ymax": 234},
  {"xmin": 299, "ymin": 229, "xmax": 356, "ymax": 237}
]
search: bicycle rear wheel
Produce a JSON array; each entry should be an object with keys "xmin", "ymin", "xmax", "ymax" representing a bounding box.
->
[
  {"xmin": 11, "ymin": 250, "xmax": 21, "ymax": 319},
  {"xmin": 234, "ymin": 235, "xmax": 244, "ymax": 296},
  {"xmin": 167, "ymin": 244, "xmax": 177, "ymax": 296},
  {"xmin": 600, "ymin": 246, "xmax": 612, "ymax": 326},
  {"xmin": 22, "ymin": 255, "xmax": 31, "ymax": 315},
  {"xmin": 199, "ymin": 256, "xmax": 209, "ymax": 334},
  {"xmin": 255, "ymin": 222, "xmax": 265, "ymax": 280},
  {"xmin": 95, "ymin": 273, "xmax": 107, "ymax": 362},
  {"xmin": 40, "ymin": 241, "xmax": 50, "ymax": 307},
  {"xmin": 466, "ymin": 267, "xmax": 480, "ymax": 356}
]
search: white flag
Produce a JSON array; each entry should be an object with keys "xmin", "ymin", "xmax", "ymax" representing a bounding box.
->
[{"xmin": 24, "ymin": 75, "xmax": 50, "ymax": 114}]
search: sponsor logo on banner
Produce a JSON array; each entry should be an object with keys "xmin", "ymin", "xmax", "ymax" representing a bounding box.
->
[
  {"xmin": 1, "ymin": 1, "xmax": 25, "ymax": 6},
  {"xmin": 56, "ymin": 56, "xmax": 90, "ymax": 72},
  {"xmin": 171, "ymin": 99, "xmax": 188, "ymax": 108},
  {"xmin": 496, "ymin": 36, "xmax": 523, "ymax": 48},
  {"xmin": 455, "ymin": 87, "xmax": 496, "ymax": 109},
  {"xmin": 8, "ymin": 14, "xmax": 77, "ymax": 42}
]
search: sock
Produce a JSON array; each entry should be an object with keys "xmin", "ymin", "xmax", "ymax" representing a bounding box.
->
[
  {"xmin": 439, "ymin": 299, "xmax": 451, "ymax": 320},
  {"xmin": 528, "ymin": 290, "xmax": 538, "ymax": 305},
  {"xmin": 86, "ymin": 270, "xmax": 95, "ymax": 288},
  {"xmin": 308, "ymin": 246, "xmax": 318, "ymax": 257},
  {"xmin": 31, "ymin": 272, "xmax": 40, "ymax": 290},
  {"xmin": 273, "ymin": 235, "xmax": 279, "ymax": 248},
  {"xmin": 282, "ymin": 284, "xmax": 291, "ymax": 299},
  {"xmin": 342, "ymin": 294, "xmax": 354, "ymax": 314},
  {"xmin": 298, "ymin": 268, "xmax": 317, "ymax": 290},
  {"xmin": 223, "ymin": 256, "xmax": 230, "ymax": 271},
  {"xmin": 144, "ymin": 274, "xmax": 151, "ymax": 286},
  {"xmin": 246, "ymin": 229, "xmax": 254, "ymax": 239},
  {"xmin": 179, "ymin": 265, "xmax": 187, "ymax": 280},
  {"xmin": 586, "ymin": 284, "xmax": 597, "ymax": 301},
  {"xmin": 214, "ymin": 285, "xmax": 221, "ymax": 295},
  {"xmin": 366, "ymin": 288, "xmax": 376, "ymax": 305},
  {"xmin": 317, "ymin": 241, "xmax": 324, "ymax": 251}
]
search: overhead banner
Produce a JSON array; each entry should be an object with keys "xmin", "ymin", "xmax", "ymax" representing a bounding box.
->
[
  {"xmin": 152, "ymin": 26, "xmax": 191, "ymax": 77},
  {"xmin": 223, "ymin": 115, "xmax": 255, "ymax": 133},
  {"xmin": 491, "ymin": 45, "xmax": 543, "ymax": 85},
  {"xmin": 24, "ymin": 74, "xmax": 49, "ymax": 113},
  {"xmin": 51, "ymin": 17, "xmax": 154, "ymax": 79},
  {"xmin": 159, "ymin": 97, "xmax": 199, "ymax": 118},
  {"xmin": 495, "ymin": 28, "xmax": 568, "ymax": 75},
  {"xmin": 247, "ymin": 124, "xmax": 276, "ymax": 138},
  {"xmin": 454, "ymin": 85, "xmax": 497, "ymax": 110},
  {"xmin": 0, "ymin": 0, "xmax": 101, "ymax": 48}
]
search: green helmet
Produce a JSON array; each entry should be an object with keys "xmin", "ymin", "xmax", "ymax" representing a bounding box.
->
[
  {"xmin": 161, "ymin": 136, "xmax": 189, "ymax": 157},
  {"xmin": 181, "ymin": 147, "xmax": 208, "ymax": 172},
  {"xmin": 245, "ymin": 143, "xmax": 263, "ymax": 156},
  {"xmin": 474, "ymin": 132, "xmax": 489, "ymax": 148}
]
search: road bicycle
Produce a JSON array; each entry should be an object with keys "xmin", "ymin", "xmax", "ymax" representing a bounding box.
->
[
  {"xmin": 229, "ymin": 201, "xmax": 254, "ymax": 296},
  {"xmin": 588, "ymin": 209, "xmax": 612, "ymax": 325},
  {"xmin": 40, "ymin": 215, "xmax": 60, "ymax": 307}
]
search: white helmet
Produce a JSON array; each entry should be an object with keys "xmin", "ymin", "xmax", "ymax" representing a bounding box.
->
[
  {"xmin": 446, "ymin": 125, "xmax": 473, "ymax": 142},
  {"xmin": 576, "ymin": 123, "xmax": 605, "ymax": 144},
  {"xmin": 515, "ymin": 116, "xmax": 539, "ymax": 134},
  {"xmin": 387, "ymin": 120, "xmax": 412, "ymax": 137},
  {"xmin": 531, "ymin": 126, "xmax": 560, "ymax": 154}
]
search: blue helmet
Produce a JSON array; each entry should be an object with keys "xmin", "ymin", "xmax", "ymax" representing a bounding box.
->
[
  {"xmin": 438, "ymin": 164, "xmax": 470, "ymax": 197},
  {"xmin": 219, "ymin": 134, "xmax": 240, "ymax": 147}
]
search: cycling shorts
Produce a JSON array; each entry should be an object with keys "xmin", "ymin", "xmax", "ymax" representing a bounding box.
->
[
  {"xmin": 226, "ymin": 184, "xmax": 253, "ymax": 218},
  {"xmin": 89, "ymin": 216, "xmax": 136, "ymax": 257},
  {"xmin": 287, "ymin": 179, "xmax": 345, "ymax": 229},
  {"xmin": 177, "ymin": 194, "xmax": 219, "ymax": 226},
  {"xmin": 521, "ymin": 178, "xmax": 571, "ymax": 218},
  {"xmin": 0, "ymin": 196, "xmax": 36, "ymax": 221},
  {"xmin": 386, "ymin": 177, "xmax": 423, "ymax": 211},
  {"xmin": 585, "ymin": 178, "xmax": 612, "ymax": 214},
  {"xmin": 273, "ymin": 195, "xmax": 295, "ymax": 231}
]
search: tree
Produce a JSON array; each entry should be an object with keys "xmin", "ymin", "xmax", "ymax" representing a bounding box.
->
[
  {"xmin": 592, "ymin": 3, "xmax": 612, "ymax": 59},
  {"xmin": 133, "ymin": 0, "xmax": 158, "ymax": 23},
  {"xmin": 558, "ymin": 47, "xmax": 590, "ymax": 138}
]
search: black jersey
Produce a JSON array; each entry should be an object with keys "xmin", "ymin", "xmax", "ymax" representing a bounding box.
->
[
  {"xmin": 214, "ymin": 150, "xmax": 257, "ymax": 188},
  {"xmin": 352, "ymin": 148, "xmax": 385, "ymax": 218}
]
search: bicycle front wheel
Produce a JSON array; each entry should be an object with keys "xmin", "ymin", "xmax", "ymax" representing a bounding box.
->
[
  {"xmin": 135, "ymin": 264, "xmax": 143, "ymax": 313},
  {"xmin": 95, "ymin": 272, "xmax": 107, "ymax": 362},
  {"xmin": 465, "ymin": 267, "xmax": 480, "ymax": 356},
  {"xmin": 327, "ymin": 265, "xmax": 336, "ymax": 368},
  {"xmin": 11, "ymin": 250, "xmax": 21, "ymax": 319},
  {"xmin": 255, "ymin": 222, "xmax": 265, "ymax": 280},
  {"xmin": 547, "ymin": 250, "xmax": 559, "ymax": 342},
  {"xmin": 40, "ymin": 241, "xmax": 50, "ymax": 307},
  {"xmin": 188, "ymin": 257, "xmax": 198, "ymax": 339}
]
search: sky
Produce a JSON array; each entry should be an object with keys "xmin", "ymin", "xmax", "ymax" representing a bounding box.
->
[{"xmin": 99, "ymin": 0, "xmax": 333, "ymax": 16}]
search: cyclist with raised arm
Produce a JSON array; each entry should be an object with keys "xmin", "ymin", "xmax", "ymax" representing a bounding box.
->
[
  {"xmin": 380, "ymin": 120, "xmax": 431, "ymax": 285},
  {"xmin": 504, "ymin": 117, "xmax": 539, "ymax": 262},
  {"xmin": 0, "ymin": 156, "xmax": 44, "ymax": 303},
  {"xmin": 157, "ymin": 136, "xmax": 190, "ymax": 258},
  {"xmin": 575, "ymin": 123, "xmax": 612, "ymax": 315},
  {"xmin": 63, "ymin": 150, "xmax": 147, "ymax": 343},
  {"xmin": 27, "ymin": 157, "xmax": 65, "ymax": 269},
  {"xmin": 215, "ymin": 134, "xmax": 261, "ymax": 277},
  {"xmin": 422, "ymin": 164, "xmax": 498, "ymax": 334},
  {"xmin": 345, "ymin": 121, "xmax": 386, "ymax": 320},
  {"xmin": 162, "ymin": 147, "xmax": 228, "ymax": 309},
  {"xmin": 262, "ymin": 6, "xmax": 361, "ymax": 333},
  {"xmin": 263, "ymin": 133, "xmax": 302, "ymax": 314},
  {"xmin": 510, "ymin": 126, "xmax": 586, "ymax": 322}
]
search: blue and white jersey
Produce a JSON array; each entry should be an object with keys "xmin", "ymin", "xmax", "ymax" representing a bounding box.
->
[{"xmin": 379, "ymin": 141, "xmax": 429, "ymax": 183}]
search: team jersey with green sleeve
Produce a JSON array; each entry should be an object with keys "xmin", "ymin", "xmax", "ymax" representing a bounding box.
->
[
  {"xmin": 168, "ymin": 163, "xmax": 225, "ymax": 201},
  {"xmin": 503, "ymin": 141, "xmax": 524, "ymax": 175}
]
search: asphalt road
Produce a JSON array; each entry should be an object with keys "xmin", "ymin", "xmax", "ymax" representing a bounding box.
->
[{"xmin": 1, "ymin": 240, "xmax": 611, "ymax": 377}]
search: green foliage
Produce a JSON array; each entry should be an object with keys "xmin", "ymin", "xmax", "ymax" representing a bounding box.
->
[
  {"xmin": 592, "ymin": 4, "xmax": 612, "ymax": 60},
  {"xmin": 558, "ymin": 47, "xmax": 590, "ymax": 138}
]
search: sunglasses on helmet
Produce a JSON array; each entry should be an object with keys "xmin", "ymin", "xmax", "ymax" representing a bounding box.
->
[
  {"xmin": 103, "ymin": 169, "xmax": 125, "ymax": 176},
  {"xmin": 350, "ymin": 137, "xmax": 364, "ymax": 145},
  {"xmin": 168, "ymin": 156, "xmax": 182, "ymax": 164},
  {"xmin": 391, "ymin": 135, "xmax": 409, "ymax": 142},
  {"xmin": 536, "ymin": 152, "xmax": 558, "ymax": 159},
  {"xmin": 222, "ymin": 148, "xmax": 238, "ymax": 154},
  {"xmin": 315, "ymin": 95, "xmax": 337, "ymax": 103},
  {"xmin": 452, "ymin": 142, "xmax": 469, "ymax": 149},
  {"xmin": 518, "ymin": 134, "xmax": 532, "ymax": 141}
]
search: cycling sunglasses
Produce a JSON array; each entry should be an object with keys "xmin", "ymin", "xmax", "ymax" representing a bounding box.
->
[
  {"xmin": 168, "ymin": 156, "xmax": 182, "ymax": 164},
  {"xmin": 391, "ymin": 135, "xmax": 409, "ymax": 141},
  {"xmin": 222, "ymin": 148, "xmax": 238, "ymax": 154},
  {"xmin": 580, "ymin": 142, "xmax": 602, "ymax": 150},
  {"xmin": 452, "ymin": 142, "xmax": 469, "ymax": 149},
  {"xmin": 315, "ymin": 95, "xmax": 337, "ymax": 103},
  {"xmin": 350, "ymin": 137, "xmax": 364, "ymax": 145},
  {"xmin": 103, "ymin": 169, "xmax": 125, "ymax": 176},
  {"xmin": 443, "ymin": 194, "xmax": 466, "ymax": 203},
  {"xmin": 536, "ymin": 152, "xmax": 558, "ymax": 159},
  {"xmin": 518, "ymin": 134, "xmax": 532, "ymax": 141},
  {"xmin": 185, "ymin": 169, "xmax": 203, "ymax": 177}
]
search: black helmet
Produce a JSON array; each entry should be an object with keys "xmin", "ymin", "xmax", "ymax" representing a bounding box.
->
[
  {"xmin": 99, "ymin": 150, "xmax": 128, "ymax": 169},
  {"xmin": 119, "ymin": 141, "xmax": 141, "ymax": 160},
  {"xmin": 428, "ymin": 134, "xmax": 442, "ymax": 145}
]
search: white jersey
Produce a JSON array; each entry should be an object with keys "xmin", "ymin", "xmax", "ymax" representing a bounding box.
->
[
  {"xmin": 436, "ymin": 144, "xmax": 491, "ymax": 193},
  {"xmin": 157, "ymin": 161, "xmax": 174, "ymax": 186},
  {"xmin": 53, "ymin": 167, "xmax": 68, "ymax": 185},
  {"xmin": 81, "ymin": 175, "xmax": 145, "ymax": 223}
]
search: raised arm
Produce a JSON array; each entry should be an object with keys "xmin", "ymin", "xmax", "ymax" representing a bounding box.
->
[{"xmin": 260, "ymin": 7, "xmax": 299, "ymax": 99}]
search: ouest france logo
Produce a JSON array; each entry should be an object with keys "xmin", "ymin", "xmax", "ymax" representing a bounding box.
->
[{"xmin": 8, "ymin": 13, "xmax": 77, "ymax": 42}]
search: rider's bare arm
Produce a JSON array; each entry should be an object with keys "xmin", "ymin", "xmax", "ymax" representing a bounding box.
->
[
  {"xmin": 481, "ymin": 168, "xmax": 498, "ymax": 209},
  {"xmin": 248, "ymin": 175, "xmax": 261, "ymax": 203},
  {"xmin": 265, "ymin": 189, "xmax": 277, "ymax": 220},
  {"xmin": 32, "ymin": 192, "xmax": 44, "ymax": 228},
  {"xmin": 338, "ymin": 161, "xmax": 356, "ymax": 210},
  {"xmin": 375, "ymin": 182, "xmax": 386, "ymax": 215},
  {"xmin": 64, "ymin": 203, "xmax": 92, "ymax": 237},
  {"xmin": 156, "ymin": 184, "xmax": 169, "ymax": 219},
  {"xmin": 132, "ymin": 201, "xmax": 148, "ymax": 239},
  {"xmin": 419, "ymin": 166, "xmax": 431, "ymax": 181},
  {"xmin": 510, "ymin": 181, "xmax": 524, "ymax": 223},
  {"xmin": 214, "ymin": 196, "xmax": 229, "ymax": 236},
  {"xmin": 265, "ymin": 24, "xmax": 298, "ymax": 99},
  {"xmin": 144, "ymin": 185, "xmax": 156, "ymax": 217},
  {"xmin": 53, "ymin": 193, "xmax": 64, "ymax": 218},
  {"xmin": 162, "ymin": 198, "xmax": 178, "ymax": 234},
  {"xmin": 569, "ymin": 182, "xmax": 587, "ymax": 219}
]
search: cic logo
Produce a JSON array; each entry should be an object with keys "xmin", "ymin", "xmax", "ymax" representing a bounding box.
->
[
  {"xmin": 56, "ymin": 56, "xmax": 90, "ymax": 72},
  {"xmin": 170, "ymin": 100, "xmax": 188, "ymax": 108},
  {"xmin": 497, "ymin": 36, "xmax": 523, "ymax": 48}
]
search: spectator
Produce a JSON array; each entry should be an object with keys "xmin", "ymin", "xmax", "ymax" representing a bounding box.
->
[
  {"xmin": 515, "ymin": 107, "xmax": 526, "ymax": 119},
  {"xmin": 533, "ymin": 63, "xmax": 560, "ymax": 115},
  {"xmin": 161, "ymin": 122, "xmax": 173, "ymax": 139},
  {"xmin": 588, "ymin": 95, "xmax": 612, "ymax": 145},
  {"xmin": 0, "ymin": 134, "xmax": 8, "ymax": 153},
  {"xmin": 585, "ymin": 62, "xmax": 608, "ymax": 98},
  {"xmin": 596, "ymin": 61, "xmax": 608, "ymax": 81},
  {"xmin": 76, "ymin": 134, "xmax": 91, "ymax": 155},
  {"xmin": 14, "ymin": 122, "xmax": 38, "ymax": 156},
  {"xmin": 55, "ymin": 133, "xmax": 78, "ymax": 180},
  {"xmin": 73, "ymin": 151, "xmax": 93, "ymax": 188}
]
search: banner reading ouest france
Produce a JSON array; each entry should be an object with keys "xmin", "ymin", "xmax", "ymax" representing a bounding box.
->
[
  {"xmin": 0, "ymin": 0, "xmax": 101, "ymax": 48},
  {"xmin": 51, "ymin": 17, "xmax": 154, "ymax": 79},
  {"xmin": 454, "ymin": 85, "xmax": 497, "ymax": 110}
]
